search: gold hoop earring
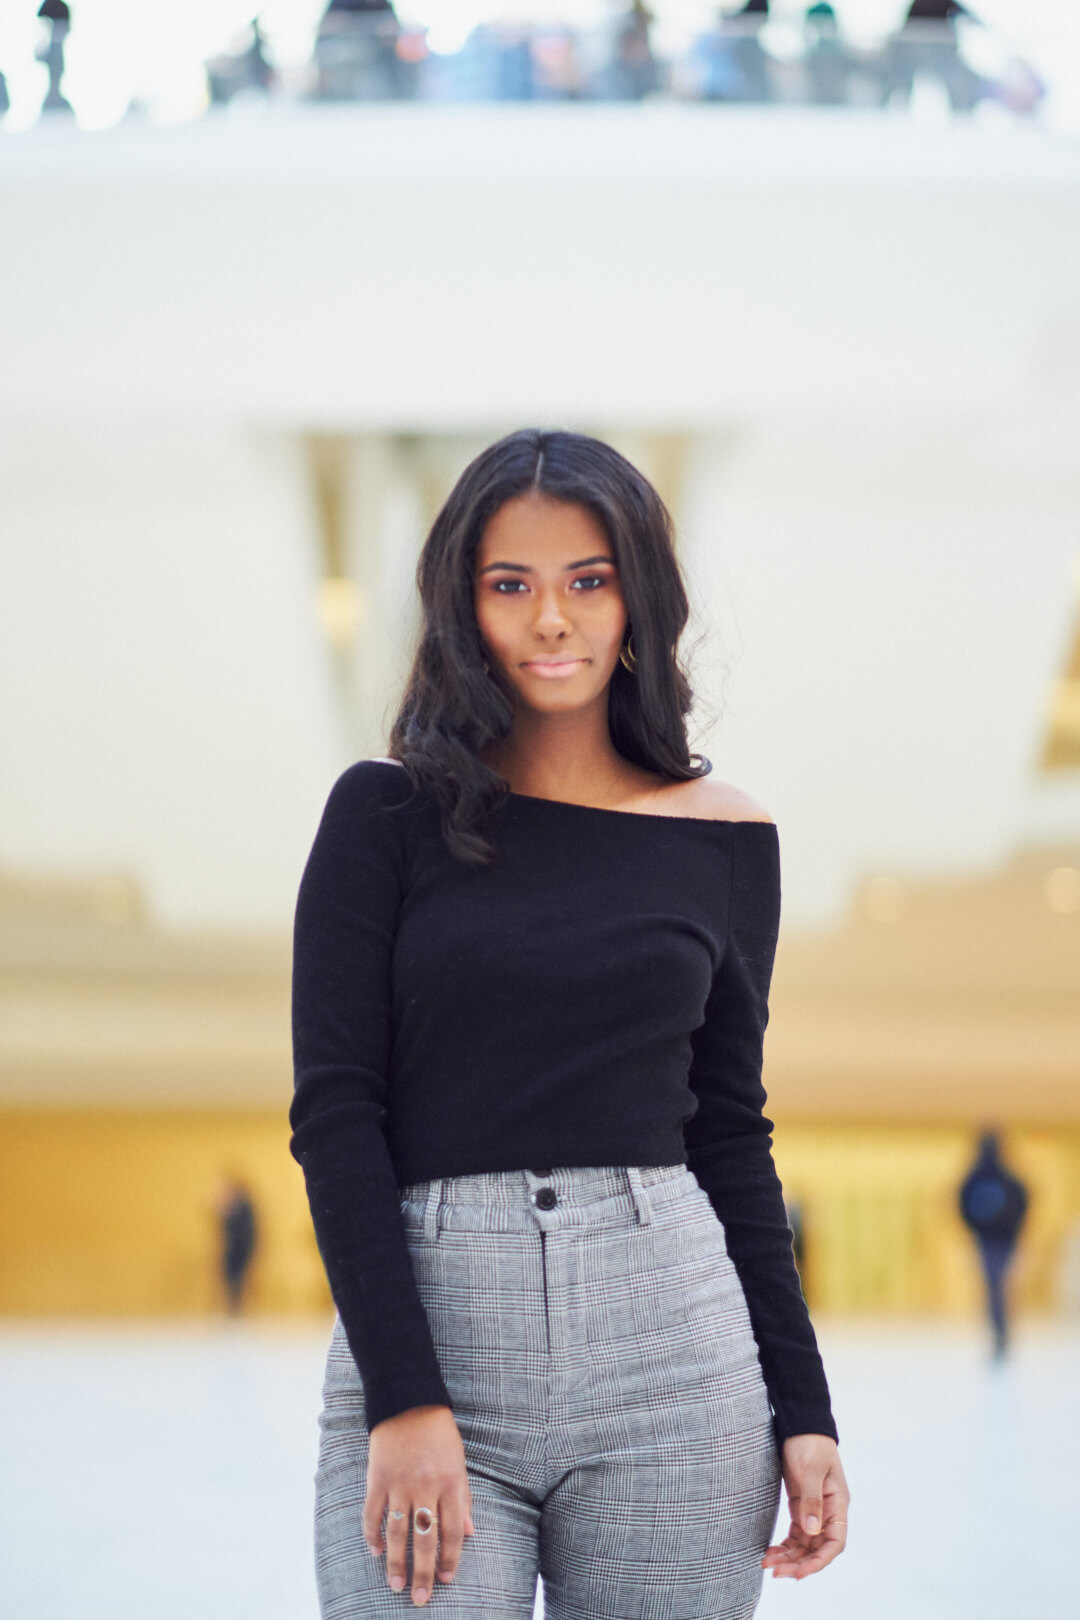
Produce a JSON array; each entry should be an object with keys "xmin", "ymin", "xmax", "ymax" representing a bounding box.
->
[
  {"xmin": 619, "ymin": 632, "xmax": 637, "ymax": 673},
  {"xmin": 482, "ymin": 658, "xmax": 491, "ymax": 675}
]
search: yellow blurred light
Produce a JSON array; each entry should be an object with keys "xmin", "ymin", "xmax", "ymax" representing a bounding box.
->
[
  {"xmin": 861, "ymin": 874, "xmax": 908, "ymax": 923},
  {"xmin": 317, "ymin": 577, "xmax": 363, "ymax": 647},
  {"xmin": 1049, "ymin": 679, "xmax": 1080, "ymax": 741},
  {"xmin": 1045, "ymin": 866, "xmax": 1080, "ymax": 914},
  {"xmin": 91, "ymin": 877, "xmax": 141, "ymax": 926}
]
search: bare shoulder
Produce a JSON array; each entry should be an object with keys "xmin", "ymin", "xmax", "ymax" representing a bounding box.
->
[{"xmin": 660, "ymin": 775, "xmax": 775, "ymax": 825}]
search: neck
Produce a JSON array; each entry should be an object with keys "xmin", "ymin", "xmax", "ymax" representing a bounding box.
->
[{"xmin": 483, "ymin": 703, "xmax": 630, "ymax": 802}]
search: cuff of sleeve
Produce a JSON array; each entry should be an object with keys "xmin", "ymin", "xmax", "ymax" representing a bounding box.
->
[
  {"xmin": 771, "ymin": 1406, "xmax": 840, "ymax": 1451},
  {"xmin": 363, "ymin": 1374, "xmax": 455, "ymax": 1435}
]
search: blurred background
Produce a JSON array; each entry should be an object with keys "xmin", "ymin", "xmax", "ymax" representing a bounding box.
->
[{"xmin": 1, "ymin": 1, "xmax": 1078, "ymax": 1617}]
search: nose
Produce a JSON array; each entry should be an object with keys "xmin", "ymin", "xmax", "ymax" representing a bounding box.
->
[{"xmin": 530, "ymin": 583, "xmax": 573, "ymax": 638}]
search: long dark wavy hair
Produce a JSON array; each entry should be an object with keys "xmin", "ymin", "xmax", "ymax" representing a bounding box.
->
[{"xmin": 386, "ymin": 428, "xmax": 713, "ymax": 864}]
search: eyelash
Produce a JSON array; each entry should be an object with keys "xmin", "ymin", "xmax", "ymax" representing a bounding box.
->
[{"xmin": 491, "ymin": 574, "xmax": 609, "ymax": 595}]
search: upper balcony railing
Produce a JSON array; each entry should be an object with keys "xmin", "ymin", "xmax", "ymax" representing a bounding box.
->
[
  {"xmin": 0, "ymin": 4, "xmax": 1054, "ymax": 133},
  {"xmin": 218, "ymin": 11, "xmax": 1046, "ymax": 121}
]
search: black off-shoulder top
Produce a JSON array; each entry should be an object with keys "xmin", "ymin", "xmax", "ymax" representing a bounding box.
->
[{"xmin": 290, "ymin": 759, "xmax": 837, "ymax": 1447}]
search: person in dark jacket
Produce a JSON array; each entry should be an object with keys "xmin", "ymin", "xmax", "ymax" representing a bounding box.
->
[
  {"xmin": 958, "ymin": 1129, "xmax": 1029, "ymax": 1358},
  {"xmin": 217, "ymin": 1176, "xmax": 259, "ymax": 1315}
]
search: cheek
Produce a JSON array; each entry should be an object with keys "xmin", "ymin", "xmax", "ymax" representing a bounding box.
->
[
  {"xmin": 586, "ymin": 595, "xmax": 628, "ymax": 640},
  {"xmin": 474, "ymin": 597, "xmax": 524, "ymax": 668},
  {"xmin": 473, "ymin": 589, "xmax": 499, "ymax": 633},
  {"xmin": 474, "ymin": 593, "xmax": 509, "ymax": 642}
]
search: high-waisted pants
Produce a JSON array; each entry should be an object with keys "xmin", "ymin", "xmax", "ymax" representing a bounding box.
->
[{"xmin": 313, "ymin": 1164, "xmax": 782, "ymax": 1620}]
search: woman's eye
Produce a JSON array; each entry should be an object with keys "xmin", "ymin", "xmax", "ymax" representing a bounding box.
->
[{"xmin": 489, "ymin": 574, "xmax": 609, "ymax": 595}]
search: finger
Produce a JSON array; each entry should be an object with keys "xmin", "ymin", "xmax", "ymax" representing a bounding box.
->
[
  {"xmin": 409, "ymin": 1503, "xmax": 440, "ymax": 1606},
  {"xmin": 764, "ymin": 1519, "xmax": 807, "ymax": 1552},
  {"xmin": 765, "ymin": 1540, "xmax": 819, "ymax": 1576},
  {"xmin": 777, "ymin": 1549, "xmax": 833, "ymax": 1580},
  {"xmin": 765, "ymin": 1520, "xmax": 847, "ymax": 1580},
  {"xmin": 762, "ymin": 1529, "xmax": 801, "ymax": 1557},
  {"xmin": 384, "ymin": 1500, "xmax": 411, "ymax": 1593},
  {"xmin": 762, "ymin": 1540, "xmax": 800, "ymax": 1565},
  {"xmin": 762, "ymin": 1534, "xmax": 808, "ymax": 1570},
  {"xmin": 822, "ymin": 1509, "xmax": 848, "ymax": 1548},
  {"xmin": 812, "ymin": 1516, "xmax": 848, "ymax": 1567},
  {"xmin": 435, "ymin": 1499, "xmax": 465, "ymax": 1584},
  {"xmin": 363, "ymin": 1483, "xmax": 387, "ymax": 1556},
  {"xmin": 796, "ymin": 1483, "xmax": 824, "ymax": 1539}
]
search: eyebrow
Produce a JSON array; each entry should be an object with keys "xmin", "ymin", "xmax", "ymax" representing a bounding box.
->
[{"xmin": 476, "ymin": 555, "xmax": 615, "ymax": 576}]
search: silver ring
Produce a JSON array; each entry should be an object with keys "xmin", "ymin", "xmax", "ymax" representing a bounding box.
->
[
  {"xmin": 414, "ymin": 1506, "xmax": 437, "ymax": 1535},
  {"xmin": 389, "ymin": 1510, "xmax": 406, "ymax": 1521}
]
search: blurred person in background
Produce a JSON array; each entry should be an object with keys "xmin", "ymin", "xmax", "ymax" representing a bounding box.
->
[
  {"xmin": 36, "ymin": 0, "xmax": 72, "ymax": 115},
  {"xmin": 884, "ymin": 0, "xmax": 986, "ymax": 114},
  {"xmin": 958, "ymin": 1128, "xmax": 1029, "ymax": 1359},
  {"xmin": 215, "ymin": 1173, "xmax": 259, "ymax": 1316},
  {"xmin": 489, "ymin": 23, "xmax": 535, "ymax": 101},
  {"xmin": 290, "ymin": 429, "xmax": 848, "ymax": 1614},
  {"xmin": 314, "ymin": 0, "xmax": 405, "ymax": 102},
  {"xmin": 205, "ymin": 18, "xmax": 274, "ymax": 107},
  {"xmin": 531, "ymin": 24, "xmax": 582, "ymax": 102},
  {"xmin": 724, "ymin": 0, "xmax": 773, "ymax": 104},
  {"xmin": 803, "ymin": 3, "xmax": 852, "ymax": 107},
  {"xmin": 611, "ymin": 2, "xmax": 659, "ymax": 101}
]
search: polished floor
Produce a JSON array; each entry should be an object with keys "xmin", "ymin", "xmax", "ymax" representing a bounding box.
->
[{"xmin": 0, "ymin": 1317, "xmax": 1072, "ymax": 1619}]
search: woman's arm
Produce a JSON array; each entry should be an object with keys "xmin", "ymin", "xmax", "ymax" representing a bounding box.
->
[
  {"xmin": 683, "ymin": 823, "xmax": 838, "ymax": 1448},
  {"xmin": 290, "ymin": 764, "xmax": 452, "ymax": 1432}
]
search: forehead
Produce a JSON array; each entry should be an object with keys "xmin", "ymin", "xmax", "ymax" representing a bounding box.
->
[{"xmin": 476, "ymin": 494, "xmax": 612, "ymax": 563}]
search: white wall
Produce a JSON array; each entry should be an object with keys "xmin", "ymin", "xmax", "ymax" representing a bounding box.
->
[
  {"xmin": 678, "ymin": 420, "xmax": 1079, "ymax": 924},
  {"xmin": 2, "ymin": 105, "xmax": 1079, "ymax": 422},
  {"xmin": 1, "ymin": 105, "xmax": 1078, "ymax": 931},
  {"xmin": 0, "ymin": 422, "xmax": 342, "ymax": 930}
]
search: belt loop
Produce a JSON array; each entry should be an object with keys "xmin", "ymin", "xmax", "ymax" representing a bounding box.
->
[
  {"xmin": 625, "ymin": 1166, "xmax": 652, "ymax": 1226},
  {"xmin": 423, "ymin": 1178, "xmax": 444, "ymax": 1242}
]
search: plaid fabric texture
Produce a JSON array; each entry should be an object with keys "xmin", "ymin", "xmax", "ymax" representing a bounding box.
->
[{"xmin": 314, "ymin": 1164, "xmax": 782, "ymax": 1619}]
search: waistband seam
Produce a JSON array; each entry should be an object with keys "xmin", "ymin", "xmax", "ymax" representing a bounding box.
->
[
  {"xmin": 400, "ymin": 1165, "xmax": 695, "ymax": 1231},
  {"xmin": 399, "ymin": 1164, "xmax": 687, "ymax": 1196}
]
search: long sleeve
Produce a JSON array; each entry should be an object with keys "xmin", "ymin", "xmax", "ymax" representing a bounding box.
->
[
  {"xmin": 683, "ymin": 825, "xmax": 837, "ymax": 1449},
  {"xmin": 289, "ymin": 765, "xmax": 453, "ymax": 1432}
]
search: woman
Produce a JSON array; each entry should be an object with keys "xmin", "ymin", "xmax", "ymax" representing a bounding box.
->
[{"xmin": 290, "ymin": 429, "xmax": 848, "ymax": 1617}]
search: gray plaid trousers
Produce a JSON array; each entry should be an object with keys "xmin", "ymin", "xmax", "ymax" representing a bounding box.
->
[{"xmin": 314, "ymin": 1164, "xmax": 782, "ymax": 1619}]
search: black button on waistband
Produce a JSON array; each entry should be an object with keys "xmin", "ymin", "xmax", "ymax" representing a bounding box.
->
[
  {"xmin": 534, "ymin": 1187, "xmax": 558, "ymax": 1210},
  {"xmin": 529, "ymin": 1168, "xmax": 553, "ymax": 1177}
]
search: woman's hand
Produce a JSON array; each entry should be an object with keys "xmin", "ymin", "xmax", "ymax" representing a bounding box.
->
[
  {"xmin": 364, "ymin": 1404, "xmax": 476, "ymax": 1607},
  {"xmin": 762, "ymin": 1433, "xmax": 849, "ymax": 1581}
]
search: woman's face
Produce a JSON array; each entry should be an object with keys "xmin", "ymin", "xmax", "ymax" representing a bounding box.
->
[{"xmin": 473, "ymin": 493, "xmax": 629, "ymax": 716}]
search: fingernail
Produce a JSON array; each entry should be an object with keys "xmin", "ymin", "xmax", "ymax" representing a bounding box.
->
[
  {"xmin": 807, "ymin": 1516, "xmax": 820, "ymax": 1533},
  {"xmin": 389, "ymin": 1575, "xmax": 405, "ymax": 1590},
  {"xmin": 368, "ymin": 1544, "xmax": 381, "ymax": 1556},
  {"xmin": 413, "ymin": 1588, "xmax": 429, "ymax": 1605}
]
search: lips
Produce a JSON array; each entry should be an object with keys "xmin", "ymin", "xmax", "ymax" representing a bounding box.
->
[{"xmin": 523, "ymin": 658, "xmax": 589, "ymax": 678}]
